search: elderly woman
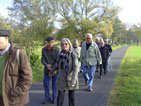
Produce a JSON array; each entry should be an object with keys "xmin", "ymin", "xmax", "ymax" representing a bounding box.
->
[{"xmin": 49, "ymin": 38, "xmax": 79, "ymax": 106}]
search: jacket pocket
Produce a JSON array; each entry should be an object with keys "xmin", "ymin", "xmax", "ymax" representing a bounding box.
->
[
  {"xmin": 9, "ymin": 62, "xmax": 19, "ymax": 76},
  {"xmin": 9, "ymin": 88, "xmax": 22, "ymax": 105}
]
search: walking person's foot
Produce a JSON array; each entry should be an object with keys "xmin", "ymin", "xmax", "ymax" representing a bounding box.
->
[
  {"xmin": 51, "ymin": 100, "xmax": 57, "ymax": 104},
  {"xmin": 42, "ymin": 98, "xmax": 51, "ymax": 104},
  {"xmin": 88, "ymin": 86, "xmax": 93, "ymax": 92},
  {"xmin": 99, "ymin": 75, "xmax": 103, "ymax": 79}
]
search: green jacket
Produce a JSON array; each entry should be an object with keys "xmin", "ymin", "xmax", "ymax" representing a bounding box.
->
[{"xmin": 80, "ymin": 41, "xmax": 102, "ymax": 66}]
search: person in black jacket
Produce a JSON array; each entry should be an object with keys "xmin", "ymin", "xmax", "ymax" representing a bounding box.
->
[
  {"xmin": 99, "ymin": 41, "xmax": 109, "ymax": 79},
  {"xmin": 105, "ymin": 39, "xmax": 112, "ymax": 72}
]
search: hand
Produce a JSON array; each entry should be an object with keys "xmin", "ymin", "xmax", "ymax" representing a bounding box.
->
[
  {"xmin": 71, "ymin": 84, "xmax": 75, "ymax": 88},
  {"xmin": 49, "ymin": 71, "xmax": 57, "ymax": 77},
  {"xmin": 47, "ymin": 64, "xmax": 52, "ymax": 70}
]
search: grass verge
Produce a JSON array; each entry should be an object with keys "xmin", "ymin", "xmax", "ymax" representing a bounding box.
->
[{"xmin": 107, "ymin": 46, "xmax": 141, "ymax": 106}]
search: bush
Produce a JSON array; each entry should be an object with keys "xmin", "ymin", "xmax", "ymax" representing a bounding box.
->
[{"xmin": 30, "ymin": 53, "xmax": 44, "ymax": 83}]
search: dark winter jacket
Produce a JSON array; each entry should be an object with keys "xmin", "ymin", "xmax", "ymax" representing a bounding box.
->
[
  {"xmin": 105, "ymin": 44, "xmax": 112, "ymax": 54},
  {"xmin": 99, "ymin": 46, "xmax": 109, "ymax": 63},
  {"xmin": 41, "ymin": 46, "xmax": 59, "ymax": 75}
]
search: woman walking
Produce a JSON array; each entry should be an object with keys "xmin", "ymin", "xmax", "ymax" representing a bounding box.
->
[{"xmin": 49, "ymin": 38, "xmax": 79, "ymax": 106}]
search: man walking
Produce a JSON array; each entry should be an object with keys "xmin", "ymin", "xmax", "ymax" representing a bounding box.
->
[
  {"xmin": 80, "ymin": 33, "xmax": 102, "ymax": 91},
  {"xmin": 41, "ymin": 37, "xmax": 59, "ymax": 104},
  {"xmin": 105, "ymin": 39, "xmax": 112, "ymax": 72},
  {"xmin": 0, "ymin": 29, "xmax": 32, "ymax": 106}
]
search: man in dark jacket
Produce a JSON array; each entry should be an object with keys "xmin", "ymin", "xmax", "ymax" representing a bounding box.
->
[
  {"xmin": 41, "ymin": 37, "xmax": 59, "ymax": 104},
  {"xmin": 99, "ymin": 41, "xmax": 109, "ymax": 79},
  {"xmin": 0, "ymin": 29, "xmax": 32, "ymax": 106},
  {"xmin": 105, "ymin": 39, "xmax": 112, "ymax": 71}
]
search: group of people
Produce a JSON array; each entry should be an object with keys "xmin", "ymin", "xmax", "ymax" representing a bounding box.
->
[
  {"xmin": 41, "ymin": 33, "xmax": 112, "ymax": 106},
  {"xmin": 0, "ymin": 29, "xmax": 112, "ymax": 106}
]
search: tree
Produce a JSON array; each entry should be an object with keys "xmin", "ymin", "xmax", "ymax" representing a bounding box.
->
[
  {"xmin": 111, "ymin": 17, "xmax": 126, "ymax": 44},
  {"xmin": 128, "ymin": 24, "xmax": 141, "ymax": 45},
  {"xmin": 54, "ymin": 0, "xmax": 119, "ymax": 40},
  {"xmin": 8, "ymin": 0, "xmax": 56, "ymax": 57}
]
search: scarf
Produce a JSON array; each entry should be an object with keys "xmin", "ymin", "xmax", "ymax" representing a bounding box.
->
[
  {"xmin": 56, "ymin": 50, "xmax": 71, "ymax": 76},
  {"xmin": 45, "ymin": 45, "xmax": 54, "ymax": 53}
]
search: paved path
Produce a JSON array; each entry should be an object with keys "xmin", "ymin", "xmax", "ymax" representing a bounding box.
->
[{"xmin": 26, "ymin": 46, "xmax": 128, "ymax": 106}]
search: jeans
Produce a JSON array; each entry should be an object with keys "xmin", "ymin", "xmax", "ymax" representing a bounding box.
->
[
  {"xmin": 43, "ymin": 74, "xmax": 58, "ymax": 101},
  {"xmin": 83, "ymin": 65, "xmax": 96, "ymax": 87},
  {"xmin": 106, "ymin": 56, "xmax": 111, "ymax": 71}
]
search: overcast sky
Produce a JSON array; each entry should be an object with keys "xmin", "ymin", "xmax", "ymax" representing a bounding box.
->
[
  {"xmin": 0, "ymin": 0, "xmax": 141, "ymax": 25},
  {"xmin": 113, "ymin": 0, "xmax": 141, "ymax": 24}
]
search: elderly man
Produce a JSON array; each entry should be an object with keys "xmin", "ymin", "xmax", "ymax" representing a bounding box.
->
[
  {"xmin": 0, "ymin": 29, "xmax": 32, "ymax": 106},
  {"xmin": 41, "ymin": 37, "xmax": 59, "ymax": 104},
  {"xmin": 80, "ymin": 33, "xmax": 102, "ymax": 91},
  {"xmin": 72, "ymin": 39, "xmax": 81, "ymax": 72}
]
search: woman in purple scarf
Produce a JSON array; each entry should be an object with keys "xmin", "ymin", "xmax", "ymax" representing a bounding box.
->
[{"xmin": 49, "ymin": 38, "xmax": 79, "ymax": 106}]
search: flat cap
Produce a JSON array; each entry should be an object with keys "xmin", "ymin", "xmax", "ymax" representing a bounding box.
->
[
  {"xmin": 45, "ymin": 37, "xmax": 54, "ymax": 41},
  {"xmin": 0, "ymin": 29, "xmax": 10, "ymax": 37}
]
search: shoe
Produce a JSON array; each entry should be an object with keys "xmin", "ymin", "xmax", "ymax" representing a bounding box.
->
[
  {"xmin": 88, "ymin": 86, "xmax": 93, "ymax": 92},
  {"xmin": 51, "ymin": 100, "xmax": 56, "ymax": 104},
  {"xmin": 85, "ymin": 80, "xmax": 88, "ymax": 85},
  {"xmin": 104, "ymin": 72, "xmax": 107, "ymax": 75},
  {"xmin": 99, "ymin": 76, "xmax": 103, "ymax": 79},
  {"xmin": 95, "ymin": 70, "xmax": 98, "ymax": 72},
  {"xmin": 42, "ymin": 98, "xmax": 51, "ymax": 104}
]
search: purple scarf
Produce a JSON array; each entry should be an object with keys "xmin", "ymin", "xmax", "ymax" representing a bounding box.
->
[{"xmin": 56, "ymin": 50, "xmax": 71, "ymax": 75}]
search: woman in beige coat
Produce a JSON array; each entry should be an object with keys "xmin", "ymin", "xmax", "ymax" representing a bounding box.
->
[{"xmin": 49, "ymin": 38, "xmax": 79, "ymax": 106}]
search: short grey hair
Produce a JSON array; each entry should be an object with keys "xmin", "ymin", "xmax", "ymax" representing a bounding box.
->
[
  {"xmin": 86, "ymin": 33, "xmax": 93, "ymax": 38},
  {"xmin": 61, "ymin": 38, "xmax": 72, "ymax": 50},
  {"xmin": 95, "ymin": 37, "xmax": 100, "ymax": 41},
  {"xmin": 73, "ymin": 39, "xmax": 78, "ymax": 44}
]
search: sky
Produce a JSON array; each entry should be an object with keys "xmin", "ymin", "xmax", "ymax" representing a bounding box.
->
[
  {"xmin": 0, "ymin": 0, "xmax": 141, "ymax": 25},
  {"xmin": 113, "ymin": 0, "xmax": 141, "ymax": 25},
  {"xmin": 0, "ymin": 0, "xmax": 12, "ymax": 17}
]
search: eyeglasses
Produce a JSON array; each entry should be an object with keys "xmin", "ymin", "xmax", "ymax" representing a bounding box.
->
[
  {"xmin": 62, "ymin": 43, "xmax": 68, "ymax": 46},
  {"xmin": 48, "ymin": 41, "xmax": 54, "ymax": 43},
  {"xmin": 87, "ymin": 38, "xmax": 91, "ymax": 39}
]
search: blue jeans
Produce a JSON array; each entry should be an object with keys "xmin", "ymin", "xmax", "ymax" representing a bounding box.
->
[
  {"xmin": 83, "ymin": 65, "xmax": 96, "ymax": 87},
  {"xmin": 43, "ymin": 74, "xmax": 58, "ymax": 101},
  {"xmin": 106, "ymin": 56, "xmax": 111, "ymax": 71}
]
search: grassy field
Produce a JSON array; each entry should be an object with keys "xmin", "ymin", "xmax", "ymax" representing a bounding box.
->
[{"xmin": 107, "ymin": 46, "xmax": 141, "ymax": 106}]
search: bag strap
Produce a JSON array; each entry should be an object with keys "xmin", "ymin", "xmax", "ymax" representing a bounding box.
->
[{"xmin": 17, "ymin": 49, "xmax": 20, "ymax": 68}]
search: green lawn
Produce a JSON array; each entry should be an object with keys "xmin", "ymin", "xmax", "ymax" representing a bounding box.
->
[{"xmin": 107, "ymin": 46, "xmax": 141, "ymax": 106}]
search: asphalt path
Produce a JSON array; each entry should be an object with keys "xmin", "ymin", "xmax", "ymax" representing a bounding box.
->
[{"xmin": 26, "ymin": 46, "xmax": 128, "ymax": 106}]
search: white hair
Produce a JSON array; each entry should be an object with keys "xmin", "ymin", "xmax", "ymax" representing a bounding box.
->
[
  {"xmin": 95, "ymin": 37, "xmax": 100, "ymax": 41},
  {"xmin": 86, "ymin": 33, "xmax": 93, "ymax": 38},
  {"xmin": 61, "ymin": 38, "xmax": 72, "ymax": 50}
]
